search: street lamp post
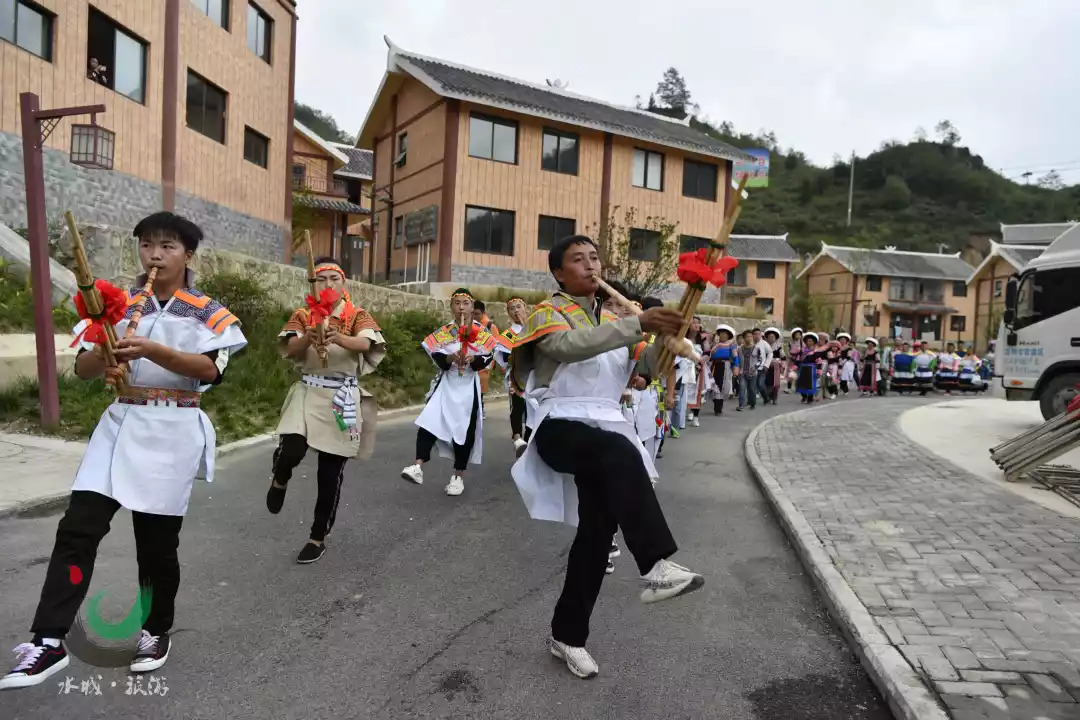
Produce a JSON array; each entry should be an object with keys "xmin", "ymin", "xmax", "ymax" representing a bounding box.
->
[{"xmin": 19, "ymin": 92, "xmax": 111, "ymax": 428}]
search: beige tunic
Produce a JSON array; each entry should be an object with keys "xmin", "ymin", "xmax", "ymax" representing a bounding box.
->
[{"xmin": 276, "ymin": 303, "xmax": 387, "ymax": 459}]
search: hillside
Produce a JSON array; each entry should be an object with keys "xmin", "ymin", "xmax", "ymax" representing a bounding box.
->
[{"xmin": 691, "ymin": 118, "xmax": 1080, "ymax": 256}]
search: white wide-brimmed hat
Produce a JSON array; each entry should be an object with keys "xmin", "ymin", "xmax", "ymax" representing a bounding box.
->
[
  {"xmin": 804, "ymin": 332, "xmax": 819, "ymax": 342},
  {"xmin": 837, "ymin": 332, "xmax": 852, "ymax": 341},
  {"xmin": 864, "ymin": 337, "xmax": 878, "ymax": 346},
  {"xmin": 716, "ymin": 324, "xmax": 736, "ymax": 338},
  {"xmin": 763, "ymin": 327, "xmax": 781, "ymax": 338},
  {"xmin": 790, "ymin": 327, "xmax": 803, "ymax": 336}
]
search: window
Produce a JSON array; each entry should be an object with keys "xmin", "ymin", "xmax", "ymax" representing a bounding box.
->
[
  {"xmin": 541, "ymin": 128, "xmax": 579, "ymax": 175},
  {"xmin": 952, "ymin": 280, "xmax": 967, "ymax": 297},
  {"xmin": 394, "ymin": 216, "xmax": 403, "ymax": 249},
  {"xmin": 1, "ymin": 0, "xmax": 52, "ymax": 60},
  {"xmin": 632, "ymin": 148, "xmax": 663, "ymax": 190},
  {"xmin": 757, "ymin": 261, "xmax": 776, "ymax": 279},
  {"xmin": 829, "ymin": 277, "xmax": 837, "ymax": 291},
  {"xmin": 679, "ymin": 235, "xmax": 710, "ymax": 253},
  {"xmin": 246, "ymin": 2, "xmax": 272, "ymax": 62},
  {"xmin": 86, "ymin": 8, "xmax": 148, "ymax": 103},
  {"xmin": 726, "ymin": 265, "xmax": 747, "ymax": 286},
  {"xmin": 950, "ymin": 316, "xmax": 967, "ymax": 332},
  {"xmin": 993, "ymin": 279, "xmax": 1003, "ymax": 298},
  {"xmin": 464, "ymin": 206, "xmax": 515, "ymax": 256},
  {"xmin": 1014, "ymin": 267, "xmax": 1080, "ymax": 331},
  {"xmin": 395, "ymin": 132, "xmax": 408, "ymax": 167},
  {"xmin": 626, "ymin": 228, "xmax": 662, "ymax": 263},
  {"xmin": 468, "ymin": 114, "xmax": 517, "ymax": 164},
  {"xmin": 682, "ymin": 159, "xmax": 718, "ymax": 201},
  {"xmin": 865, "ymin": 275, "xmax": 882, "ymax": 292},
  {"xmin": 243, "ymin": 127, "xmax": 268, "ymax": 168},
  {"xmin": 291, "ymin": 163, "xmax": 306, "ymax": 189},
  {"xmin": 537, "ymin": 215, "xmax": 575, "ymax": 251},
  {"xmin": 186, "ymin": 70, "xmax": 227, "ymax": 143},
  {"xmin": 755, "ymin": 298, "xmax": 775, "ymax": 315},
  {"xmin": 191, "ymin": 0, "xmax": 228, "ymax": 29}
]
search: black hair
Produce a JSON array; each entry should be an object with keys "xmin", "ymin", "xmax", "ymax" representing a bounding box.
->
[
  {"xmin": 548, "ymin": 234, "xmax": 598, "ymax": 273},
  {"xmin": 451, "ymin": 287, "xmax": 473, "ymax": 300},
  {"xmin": 752, "ymin": 327, "xmax": 762, "ymax": 333},
  {"xmin": 133, "ymin": 211, "xmax": 203, "ymax": 252},
  {"xmin": 599, "ymin": 278, "xmax": 630, "ymax": 305},
  {"xmin": 473, "ymin": 300, "xmax": 486, "ymax": 312},
  {"xmin": 641, "ymin": 296, "xmax": 664, "ymax": 310},
  {"xmin": 314, "ymin": 256, "xmax": 342, "ymax": 267}
]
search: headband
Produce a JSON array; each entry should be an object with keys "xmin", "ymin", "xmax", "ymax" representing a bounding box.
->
[
  {"xmin": 450, "ymin": 287, "xmax": 473, "ymax": 301},
  {"xmin": 506, "ymin": 297, "xmax": 527, "ymax": 306},
  {"xmin": 314, "ymin": 263, "xmax": 345, "ymax": 277}
]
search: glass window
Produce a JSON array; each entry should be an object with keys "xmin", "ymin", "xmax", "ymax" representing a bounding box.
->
[
  {"xmin": 757, "ymin": 261, "xmax": 776, "ymax": 279},
  {"xmin": 396, "ymin": 132, "xmax": 407, "ymax": 167},
  {"xmin": 1014, "ymin": 267, "xmax": 1080, "ymax": 330},
  {"xmin": 755, "ymin": 297, "xmax": 775, "ymax": 315},
  {"xmin": 952, "ymin": 280, "xmax": 967, "ymax": 297},
  {"xmin": 468, "ymin": 114, "xmax": 517, "ymax": 164},
  {"xmin": 537, "ymin": 215, "xmax": 575, "ymax": 251},
  {"xmin": 541, "ymin": 129, "xmax": 579, "ymax": 175},
  {"xmin": 87, "ymin": 9, "xmax": 147, "ymax": 103},
  {"xmin": 186, "ymin": 70, "xmax": 227, "ymax": 143},
  {"xmin": 682, "ymin": 159, "xmax": 718, "ymax": 200},
  {"xmin": 464, "ymin": 206, "xmax": 515, "ymax": 256},
  {"xmin": 993, "ymin": 279, "xmax": 1003, "ymax": 298},
  {"xmin": 629, "ymin": 228, "xmax": 661, "ymax": 262},
  {"xmin": 679, "ymin": 235, "xmax": 709, "ymax": 253},
  {"xmin": 950, "ymin": 316, "xmax": 966, "ymax": 332},
  {"xmin": 727, "ymin": 265, "xmax": 747, "ymax": 286},
  {"xmin": 632, "ymin": 148, "xmax": 663, "ymax": 190},
  {"xmin": 829, "ymin": 277, "xmax": 837, "ymax": 291},
  {"xmin": 246, "ymin": 3, "xmax": 271, "ymax": 62},
  {"xmin": 243, "ymin": 127, "xmax": 268, "ymax": 168},
  {"xmin": 291, "ymin": 164, "xmax": 306, "ymax": 189},
  {"xmin": 2, "ymin": 0, "xmax": 52, "ymax": 60},
  {"xmin": 865, "ymin": 275, "xmax": 882, "ymax": 292},
  {"xmin": 191, "ymin": 0, "xmax": 228, "ymax": 29},
  {"xmin": 394, "ymin": 216, "xmax": 404, "ymax": 249}
]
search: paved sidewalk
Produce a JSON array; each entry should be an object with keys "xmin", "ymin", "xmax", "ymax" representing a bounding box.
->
[{"xmin": 747, "ymin": 398, "xmax": 1080, "ymax": 720}]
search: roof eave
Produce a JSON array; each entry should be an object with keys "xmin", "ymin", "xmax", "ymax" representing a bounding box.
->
[{"xmin": 294, "ymin": 119, "xmax": 349, "ymax": 165}]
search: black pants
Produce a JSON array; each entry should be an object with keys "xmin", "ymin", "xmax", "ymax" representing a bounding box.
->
[
  {"xmin": 713, "ymin": 398, "xmax": 724, "ymax": 414},
  {"xmin": 272, "ymin": 434, "xmax": 349, "ymax": 542},
  {"xmin": 31, "ymin": 490, "xmax": 183, "ymax": 639},
  {"xmin": 415, "ymin": 390, "xmax": 480, "ymax": 472},
  {"xmin": 535, "ymin": 419, "xmax": 678, "ymax": 647},
  {"xmin": 509, "ymin": 393, "xmax": 532, "ymax": 440}
]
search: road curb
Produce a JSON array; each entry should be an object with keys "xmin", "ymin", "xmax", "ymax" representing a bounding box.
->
[{"xmin": 743, "ymin": 408, "xmax": 950, "ymax": 720}]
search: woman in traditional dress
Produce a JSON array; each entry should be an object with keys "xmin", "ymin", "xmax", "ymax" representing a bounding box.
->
[
  {"xmin": 709, "ymin": 324, "xmax": 739, "ymax": 414},
  {"xmin": 763, "ymin": 327, "xmax": 784, "ymax": 404},
  {"xmin": 837, "ymin": 332, "xmax": 859, "ymax": 396},
  {"xmin": 858, "ymin": 337, "xmax": 880, "ymax": 397},
  {"xmin": 685, "ymin": 316, "xmax": 711, "ymax": 427},
  {"xmin": 797, "ymin": 332, "xmax": 824, "ymax": 403},
  {"xmin": 785, "ymin": 328, "xmax": 804, "ymax": 394}
]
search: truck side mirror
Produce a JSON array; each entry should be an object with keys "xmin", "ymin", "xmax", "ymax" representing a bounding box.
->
[
  {"xmin": 1004, "ymin": 278, "xmax": 1017, "ymax": 309},
  {"xmin": 1003, "ymin": 307, "xmax": 1015, "ymax": 327}
]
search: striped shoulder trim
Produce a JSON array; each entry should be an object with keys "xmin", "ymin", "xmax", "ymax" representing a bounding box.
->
[
  {"xmin": 601, "ymin": 310, "xmax": 619, "ymax": 323},
  {"xmin": 166, "ymin": 293, "xmax": 238, "ymax": 334},
  {"xmin": 174, "ymin": 290, "xmax": 211, "ymax": 309},
  {"xmin": 631, "ymin": 340, "xmax": 647, "ymax": 362},
  {"xmin": 513, "ymin": 305, "xmax": 571, "ymax": 347}
]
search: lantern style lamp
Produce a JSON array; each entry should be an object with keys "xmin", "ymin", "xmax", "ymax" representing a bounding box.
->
[{"xmin": 69, "ymin": 116, "xmax": 116, "ymax": 170}]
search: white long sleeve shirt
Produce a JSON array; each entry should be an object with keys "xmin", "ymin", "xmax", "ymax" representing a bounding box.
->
[{"xmin": 752, "ymin": 339, "xmax": 773, "ymax": 371}]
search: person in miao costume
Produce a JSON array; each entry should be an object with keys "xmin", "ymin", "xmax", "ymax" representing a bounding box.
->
[
  {"xmin": 685, "ymin": 316, "xmax": 710, "ymax": 426},
  {"xmin": 762, "ymin": 327, "xmax": 783, "ymax": 403},
  {"xmin": 912, "ymin": 341, "xmax": 937, "ymax": 396},
  {"xmin": 709, "ymin": 325, "xmax": 739, "ymax": 414},
  {"xmin": 796, "ymin": 332, "xmax": 823, "ymax": 403},
  {"xmin": 509, "ymin": 235, "xmax": 704, "ymax": 680},
  {"xmin": 496, "ymin": 296, "xmax": 531, "ymax": 457},
  {"xmin": 401, "ymin": 288, "xmax": 501, "ymax": 496},
  {"xmin": 0, "ymin": 212, "xmax": 247, "ymax": 690},
  {"xmin": 859, "ymin": 337, "xmax": 880, "ymax": 396},
  {"xmin": 472, "ymin": 300, "xmax": 499, "ymax": 406},
  {"xmin": 267, "ymin": 258, "xmax": 387, "ymax": 565},
  {"xmin": 785, "ymin": 327, "xmax": 805, "ymax": 393}
]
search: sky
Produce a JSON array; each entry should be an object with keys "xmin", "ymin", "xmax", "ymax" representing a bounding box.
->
[{"xmin": 296, "ymin": 0, "xmax": 1080, "ymax": 185}]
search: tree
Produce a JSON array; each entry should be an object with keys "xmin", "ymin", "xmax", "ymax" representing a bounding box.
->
[
  {"xmin": 934, "ymin": 119, "xmax": 961, "ymax": 146},
  {"xmin": 294, "ymin": 102, "xmax": 353, "ymax": 144},
  {"xmin": 882, "ymin": 175, "xmax": 913, "ymax": 210},
  {"xmin": 913, "ymin": 126, "xmax": 928, "ymax": 142},
  {"xmin": 654, "ymin": 67, "xmax": 692, "ymax": 113},
  {"xmin": 591, "ymin": 207, "xmax": 679, "ymax": 298},
  {"xmin": 1037, "ymin": 170, "xmax": 1065, "ymax": 190}
]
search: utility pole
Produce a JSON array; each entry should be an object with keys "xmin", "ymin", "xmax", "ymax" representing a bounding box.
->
[{"xmin": 846, "ymin": 150, "xmax": 855, "ymax": 227}]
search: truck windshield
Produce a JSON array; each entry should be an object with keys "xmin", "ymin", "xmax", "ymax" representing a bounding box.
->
[{"xmin": 1013, "ymin": 267, "xmax": 1080, "ymax": 330}]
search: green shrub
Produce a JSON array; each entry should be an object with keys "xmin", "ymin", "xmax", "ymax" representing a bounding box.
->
[
  {"xmin": 469, "ymin": 286, "xmax": 549, "ymax": 305},
  {"xmin": 0, "ymin": 259, "xmax": 80, "ymax": 333},
  {"xmin": 365, "ymin": 309, "xmax": 445, "ymax": 407}
]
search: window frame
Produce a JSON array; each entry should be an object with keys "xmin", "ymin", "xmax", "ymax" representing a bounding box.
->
[
  {"xmin": 396, "ymin": 132, "xmax": 408, "ymax": 167},
  {"xmin": 829, "ymin": 277, "xmax": 837, "ymax": 291},
  {"xmin": 678, "ymin": 235, "xmax": 710, "ymax": 253},
  {"xmin": 952, "ymin": 280, "xmax": 968, "ymax": 297},
  {"xmin": 950, "ymin": 315, "xmax": 966, "ymax": 332},
  {"xmin": 86, "ymin": 7, "xmax": 149, "ymax": 104},
  {"xmin": 185, "ymin": 69, "xmax": 228, "ymax": 144},
  {"xmin": 393, "ymin": 216, "xmax": 404, "ymax": 249},
  {"xmin": 682, "ymin": 158, "xmax": 718, "ymax": 201},
  {"xmin": 632, "ymin": 148, "xmax": 664, "ymax": 191},
  {"xmin": 628, "ymin": 228, "xmax": 662, "ymax": 263},
  {"xmin": 190, "ymin": 0, "xmax": 229, "ymax": 30},
  {"xmin": 756, "ymin": 261, "xmax": 776, "ymax": 280},
  {"xmin": 2, "ymin": 0, "xmax": 53, "ymax": 60},
  {"xmin": 537, "ymin": 214, "xmax": 576, "ymax": 251},
  {"xmin": 755, "ymin": 297, "xmax": 775, "ymax": 315},
  {"xmin": 242, "ymin": 126, "xmax": 269, "ymax": 168},
  {"xmin": 467, "ymin": 113, "xmax": 518, "ymax": 165},
  {"xmin": 464, "ymin": 205, "xmax": 516, "ymax": 257},
  {"xmin": 865, "ymin": 274, "xmax": 882, "ymax": 292},
  {"xmin": 541, "ymin": 127, "xmax": 580, "ymax": 176},
  {"xmin": 246, "ymin": 2, "xmax": 272, "ymax": 63},
  {"xmin": 291, "ymin": 163, "xmax": 306, "ymax": 189}
]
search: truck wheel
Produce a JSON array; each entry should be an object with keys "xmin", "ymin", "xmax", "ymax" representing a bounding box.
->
[{"xmin": 1039, "ymin": 373, "xmax": 1080, "ymax": 420}]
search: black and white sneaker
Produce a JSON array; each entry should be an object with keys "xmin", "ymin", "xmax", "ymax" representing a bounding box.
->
[
  {"xmin": 0, "ymin": 641, "xmax": 69, "ymax": 690},
  {"xmin": 296, "ymin": 542, "xmax": 325, "ymax": 564},
  {"xmin": 640, "ymin": 559, "xmax": 705, "ymax": 604},
  {"xmin": 129, "ymin": 631, "xmax": 170, "ymax": 673}
]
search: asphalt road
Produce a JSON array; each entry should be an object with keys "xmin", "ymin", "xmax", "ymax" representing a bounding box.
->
[{"xmin": 0, "ymin": 394, "xmax": 893, "ymax": 720}]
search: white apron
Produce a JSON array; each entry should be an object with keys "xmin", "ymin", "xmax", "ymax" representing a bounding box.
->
[
  {"xmin": 414, "ymin": 338, "xmax": 485, "ymax": 466},
  {"xmin": 511, "ymin": 344, "xmax": 658, "ymax": 527},
  {"xmin": 71, "ymin": 293, "xmax": 247, "ymax": 516}
]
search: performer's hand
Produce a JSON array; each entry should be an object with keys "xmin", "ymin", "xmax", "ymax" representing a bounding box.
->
[
  {"xmin": 103, "ymin": 365, "xmax": 126, "ymax": 389},
  {"xmin": 115, "ymin": 336, "xmax": 158, "ymax": 362},
  {"xmin": 638, "ymin": 307, "xmax": 684, "ymax": 336},
  {"xmin": 305, "ymin": 326, "xmax": 321, "ymax": 345},
  {"xmin": 325, "ymin": 327, "xmax": 342, "ymax": 346},
  {"xmin": 632, "ymin": 375, "xmax": 647, "ymax": 390}
]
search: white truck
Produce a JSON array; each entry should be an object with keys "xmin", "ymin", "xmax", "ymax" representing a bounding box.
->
[{"xmin": 998, "ymin": 223, "xmax": 1080, "ymax": 419}]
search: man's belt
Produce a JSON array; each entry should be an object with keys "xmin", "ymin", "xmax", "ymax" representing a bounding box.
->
[{"xmin": 116, "ymin": 387, "xmax": 201, "ymax": 408}]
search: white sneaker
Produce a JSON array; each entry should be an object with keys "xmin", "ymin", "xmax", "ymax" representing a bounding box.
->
[
  {"xmin": 550, "ymin": 638, "xmax": 599, "ymax": 679},
  {"xmin": 691, "ymin": 417, "xmax": 700, "ymax": 427},
  {"xmin": 445, "ymin": 475, "xmax": 464, "ymax": 496},
  {"xmin": 640, "ymin": 558, "xmax": 705, "ymax": 604},
  {"xmin": 513, "ymin": 437, "xmax": 527, "ymax": 458},
  {"xmin": 401, "ymin": 464, "xmax": 423, "ymax": 485}
]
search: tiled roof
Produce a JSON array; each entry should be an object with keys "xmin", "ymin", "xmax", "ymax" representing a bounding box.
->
[
  {"xmin": 330, "ymin": 143, "xmax": 373, "ymax": 180},
  {"xmin": 1000, "ymin": 222, "xmax": 1076, "ymax": 245},
  {"xmin": 805, "ymin": 245, "xmax": 975, "ymax": 281},
  {"xmin": 392, "ymin": 46, "xmax": 753, "ymax": 164},
  {"xmin": 998, "ymin": 244, "xmax": 1044, "ymax": 270},
  {"xmin": 293, "ymin": 194, "xmax": 368, "ymax": 215},
  {"xmin": 726, "ymin": 234, "xmax": 799, "ymax": 262}
]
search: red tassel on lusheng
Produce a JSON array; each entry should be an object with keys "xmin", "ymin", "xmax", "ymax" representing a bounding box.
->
[
  {"xmin": 305, "ymin": 288, "xmax": 340, "ymax": 325},
  {"xmin": 71, "ymin": 280, "xmax": 128, "ymax": 346},
  {"xmin": 676, "ymin": 248, "xmax": 739, "ymax": 288}
]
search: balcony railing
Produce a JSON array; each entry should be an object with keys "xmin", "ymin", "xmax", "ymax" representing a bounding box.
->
[
  {"xmin": 292, "ymin": 175, "xmax": 349, "ymax": 197},
  {"xmin": 888, "ymin": 289, "xmax": 945, "ymax": 304}
]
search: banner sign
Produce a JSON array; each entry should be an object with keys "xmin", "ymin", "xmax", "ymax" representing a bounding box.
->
[{"xmin": 733, "ymin": 149, "xmax": 770, "ymax": 188}]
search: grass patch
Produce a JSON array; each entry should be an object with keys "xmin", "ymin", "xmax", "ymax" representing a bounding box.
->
[
  {"xmin": 0, "ymin": 259, "xmax": 80, "ymax": 333},
  {"xmin": 0, "ymin": 272, "xmax": 447, "ymax": 443}
]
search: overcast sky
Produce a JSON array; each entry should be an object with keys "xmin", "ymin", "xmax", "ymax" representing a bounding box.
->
[{"xmin": 296, "ymin": 0, "xmax": 1080, "ymax": 185}]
